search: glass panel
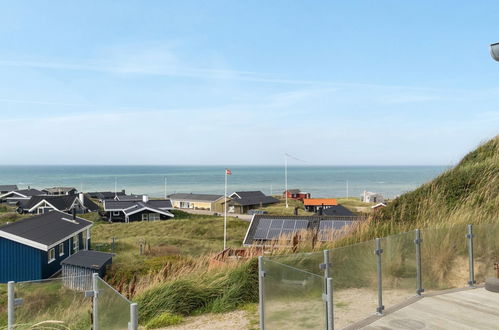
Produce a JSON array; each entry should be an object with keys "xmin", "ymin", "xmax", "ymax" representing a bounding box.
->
[
  {"xmin": 330, "ymin": 239, "xmax": 378, "ymax": 329},
  {"xmin": 0, "ymin": 283, "xmax": 7, "ymax": 328},
  {"xmin": 421, "ymin": 224, "xmax": 469, "ymax": 292},
  {"xmin": 268, "ymin": 251, "xmax": 325, "ymax": 276},
  {"xmin": 14, "ymin": 276, "xmax": 92, "ymax": 329},
  {"xmin": 97, "ymin": 277, "xmax": 131, "ymax": 329},
  {"xmin": 381, "ymin": 231, "xmax": 417, "ymax": 308},
  {"xmin": 473, "ymin": 222, "xmax": 499, "ymax": 284},
  {"xmin": 263, "ymin": 259, "xmax": 325, "ymax": 330}
]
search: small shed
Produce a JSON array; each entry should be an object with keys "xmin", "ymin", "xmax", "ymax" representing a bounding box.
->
[{"xmin": 62, "ymin": 250, "xmax": 113, "ymax": 290}]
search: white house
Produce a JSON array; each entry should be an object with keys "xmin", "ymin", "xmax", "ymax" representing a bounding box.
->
[{"xmin": 361, "ymin": 191, "xmax": 385, "ymax": 203}]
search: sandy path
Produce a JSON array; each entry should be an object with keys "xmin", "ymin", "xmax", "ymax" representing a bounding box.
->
[{"xmin": 160, "ymin": 310, "xmax": 252, "ymax": 330}]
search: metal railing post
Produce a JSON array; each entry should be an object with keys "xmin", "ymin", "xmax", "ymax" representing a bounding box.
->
[
  {"xmin": 258, "ymin": 256, "xmax": 265, "ymax": 330},
  {"xmin": 375, "ymin": 238, "xmax": 384, "ymax": 315},
  {"xmin": 129, "ymin": 303, "xmax": 138, "ymax": 330},
  {"xmin": 93, "ymin": 273, "xmax": 99, "ymax": 330},
  {"xmin": 326, "ymin": 277, "xmax": 334, "ymax": 330},
  {"xmin": 7, "ymin": 281, "xmax": 14, "ymax": 330},
  {"xmin": 415, "ymin": 229, "xmax": 424, "ymax": 295},
  {"xmin": 467, "ymin": 224, "xmax": 475, "ymax": 287},
  {"xmin": 321, "ymin": 250, "xmax": 332, "ymax": 329}
]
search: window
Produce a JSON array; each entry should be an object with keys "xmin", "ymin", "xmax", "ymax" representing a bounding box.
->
[
  {"xmin": 112, "ymin": 211, "xmax": 120, "ymax": 216},
  {"xmin": 142, "ymin": 213, "xmax": 148, "ymax": 221},
  {"xmin": 48, "ymin": 248, "xmax": 55, "ymax": 263},
  {"xmin": 59, "ymin": 243, "xmax": 64, "ymax": 256},
  {"xmin": 149, "ymin": 213, "xmax": 160, "ymax": 221},
  {"xmin": 73, "ymin": 235, "xmax": 79, "ymax": 252}
]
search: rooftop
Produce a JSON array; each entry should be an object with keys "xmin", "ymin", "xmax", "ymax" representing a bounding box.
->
[
  {"xmin": 303, "ymin": 198, "xmax": 338, "ymax": 206},
  {"xmin": 0, "ymin": 185, "xmax": 18, "ymax": 191},
  {"xmin": 61, "ymin": 250, "xmax": 114, "ymax": 270},
  {"xmin": 229, "ymin": 191, "xmax": 279, "ymax": 206},
  {"xmin": 43, "ymin": 187, "xmax": 77, "ymax": 193},
  {"xmin": 168, "ymin": 193, "xmax": 223, "ymax": 202},
  {"xmin": 0, "ymin": 211, "xmax": 92, "ymax": 251}
]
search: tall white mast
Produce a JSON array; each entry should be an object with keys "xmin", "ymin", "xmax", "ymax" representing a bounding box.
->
[
  {"xmin": 224, "ymin": 170, "xmax": 228, "ymax": 249},
  {"xmin": 285, "ymin": 154, "xmax": 288, "ymax": 208},
  {"xmin": 164, "ymin": 176, "xmax": 167, "ymax": 199}
]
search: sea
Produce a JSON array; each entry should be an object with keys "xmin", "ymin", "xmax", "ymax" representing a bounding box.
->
[{"xmin": 0, "ymin": 165, "xmax": 449, "ymax": 199}]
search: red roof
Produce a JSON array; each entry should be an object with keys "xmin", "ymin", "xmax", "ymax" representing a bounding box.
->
[{"xmin": 303, "ymin": 198, "xmax": 337, "ymax": 206}]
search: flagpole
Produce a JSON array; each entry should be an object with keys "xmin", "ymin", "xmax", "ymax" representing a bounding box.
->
[
  {"xmin": 285, "ymin": 154, "xmax": 288, "ymax": 208},
  {"xmin": 165, "ymin": 176, "xmax": 171, "ymax": 199},
  {"xmin": 224, "ymin": 169, "xmax": 227, "ymax": 250}
]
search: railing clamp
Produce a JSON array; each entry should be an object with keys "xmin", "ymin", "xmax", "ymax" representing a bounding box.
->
[
  {"xmin": 319, "ymin": 262, "xmax": 331, "ymax": 270},
  {"xmin": 84, "ymin": 290, "xmax": 95, "ymax": 298},
  {"xmin": 259, "ymin": 271, "xmax": 266, "ymax": 278},
  {"xmin": 13, "ymin": 298, "xmax": 23, "ymax": 307},
  {"xmin": 466, "ymin": 233, "xmax": 474, "ymax": 239},
  {"xmin": 376, "ymin": 305, "xmax": 385, "ymax": 314},
  {"xmin": 416, "ymin": 288, "xmax": 425, "ymax": 295},
  {"xmin": 414, "ymin": 238, "xmax": 423, "ymax": 244},
  {"xmin": 322, "ymin": 293, "xmax": 328, "ymax": 301},
  {"xmin": 375, "ymin": 248, "xmax": 383, "ymax": 255}
]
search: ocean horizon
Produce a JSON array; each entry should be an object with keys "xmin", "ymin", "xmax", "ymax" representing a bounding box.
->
[{"xmin": 0, "ymin": 165, "xmax": 449, "ymax": 199}]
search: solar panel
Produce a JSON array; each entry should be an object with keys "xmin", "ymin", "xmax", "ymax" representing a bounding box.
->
[
  {"xmin": 254, "ymin": 228, "xmax": 269, "ymax": 239},
  {"xmin": 267, "ymin": 229, "xmax": 283, "ymax": 239},
  {"xmin": 270, "ymin": 219, "xmax": 284, "ymax": 228},
  {"xmin": 319, "ymin": 221, "xmax": 334, "ymax": 230},
  {"xmin": 295, "ymin": 220, "xmax": 308, "ymax": 229},
  {"xmin": 258, "ymin": 219, "xmax": 272, "ymax": 229},
  {"xmin": 333, "ymin": 221, "xmax": 347, "ymax": 230},
  {"xmin": 319, "ymin": 220, "xmax": 357, "ymax": 241},
  {"xmin": 252, "ymin": 218, "xmax": 312, "ymax": 241}
]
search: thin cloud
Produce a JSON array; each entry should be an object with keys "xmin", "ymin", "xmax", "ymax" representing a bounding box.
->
[{"xmin": 0, "ymin": 58, "xmax": 333, "ymax": 85}]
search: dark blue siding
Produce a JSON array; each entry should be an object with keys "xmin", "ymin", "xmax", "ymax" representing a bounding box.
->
[
  {"xmin": 0, "ymin": 238, "xmax": 41, "ymax": 283},
  {"xmin": 41, "ymin": 238, "xmax": 72, "ymax": 279}
]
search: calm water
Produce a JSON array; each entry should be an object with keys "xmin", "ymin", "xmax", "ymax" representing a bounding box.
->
[{"xmin": 0, "ymin": 165, "xmax": 448, "ymax": 198}]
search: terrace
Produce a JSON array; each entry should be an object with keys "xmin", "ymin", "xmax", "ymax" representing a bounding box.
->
[{"xmin": 257, "ymin": 222, "xmax": 499, "ymax": 329}]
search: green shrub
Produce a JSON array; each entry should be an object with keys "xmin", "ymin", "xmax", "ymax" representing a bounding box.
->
[
  {"xmin": 145, "ymin": 312, "xmax": 183, "ymax": 328},
  {"xmin": 136, "ymin": 258, "xmax": 258, "ymax": 324}
]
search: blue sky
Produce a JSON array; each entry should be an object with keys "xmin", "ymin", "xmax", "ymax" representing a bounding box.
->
[{"xmin": 0, "ymin": 1, "xmax": 498, "ymax": 165}]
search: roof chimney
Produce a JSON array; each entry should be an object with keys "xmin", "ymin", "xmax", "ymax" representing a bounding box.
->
[
  {"xmin": 142, "ymin": 195, "xmax": 149, "ymax": 203},
  {"xmin": 79, "ymin": 193, "xmax": 84, "ymax": 207},
  {"xmin": 72, "ymin": 208, "xmax": 76, "ymax": 220}
]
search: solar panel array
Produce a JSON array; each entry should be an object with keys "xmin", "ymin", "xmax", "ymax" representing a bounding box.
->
[
  {"xmin": 319, "ymin": 220, "xmax": 355, "ymax": 241},
  {"xmin": 253, "ymin": 218, "xmax": 309, "ymax": 240}
]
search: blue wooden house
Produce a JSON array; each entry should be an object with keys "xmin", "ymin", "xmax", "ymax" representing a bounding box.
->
[{"xmin": 0, "ymin": 210, "xmax": 93, "ymax": 283}]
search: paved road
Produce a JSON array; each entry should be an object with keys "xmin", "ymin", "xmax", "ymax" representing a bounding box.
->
[{"xmin": 176, "ymin": 208, "xmax": 253, "ymax": 222}]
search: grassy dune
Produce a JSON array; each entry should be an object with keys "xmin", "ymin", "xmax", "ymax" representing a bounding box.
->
[{"xmin": 344, "ymin": 135, "xmax": 499, "ymax": 243}]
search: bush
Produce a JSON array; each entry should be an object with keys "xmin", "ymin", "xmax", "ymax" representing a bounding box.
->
[
  {"xmin": 136, "ymin": 258, "xmax": 258, "ymax": 324},
  {"xmin": 145, "ymin": 312, "xmax": 183, "ymax": 328}
]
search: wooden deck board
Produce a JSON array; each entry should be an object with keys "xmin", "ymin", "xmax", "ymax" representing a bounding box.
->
[{"xmin": 361, "ymin": 288, "xmax": 499, "ymax": 330}]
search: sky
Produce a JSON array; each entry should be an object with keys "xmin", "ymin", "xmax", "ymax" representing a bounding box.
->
[{"xmin": 0, "ymin": 1, "xmax": 498, "ymax": 166}]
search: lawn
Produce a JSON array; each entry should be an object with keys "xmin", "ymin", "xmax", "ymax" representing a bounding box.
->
[
  {"xmin": 89, "ymin": 210, "xmax": 250, "ymax": 288},
  {"xmin": 335, "ymin": 197, "xmax": 373, "ymax": 212},
  {"xmin": 260, "ymin": 198, "xmax": 314, "ymax": 216}
]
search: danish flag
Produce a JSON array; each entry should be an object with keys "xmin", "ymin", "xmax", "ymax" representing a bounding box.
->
[{"xmin": 225, "ymin": 168, "xmax": 232, "ymax": 175}]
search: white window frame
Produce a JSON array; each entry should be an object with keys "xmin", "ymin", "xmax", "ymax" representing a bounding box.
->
[
  {"xmin": 73, "ymin": 235, "xmax": 79, "ymax": 252},
  {"xmin": 149, "ymin": 213, "xmax": 160, "ymax": 221},
  {"xmin": 112, "ymin": 211, "xmax": 120, "ymax": 216},
  {"xmin": 48, "ymin": 248, "xmax": 55, "ymax": 263},
  {"xmin": 59, "ymin": 243, "xmax": 64, "ymax": 256},
  {"xmin": 142, "ymin": 213, "xmax": 148, "ymax": 221}
]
